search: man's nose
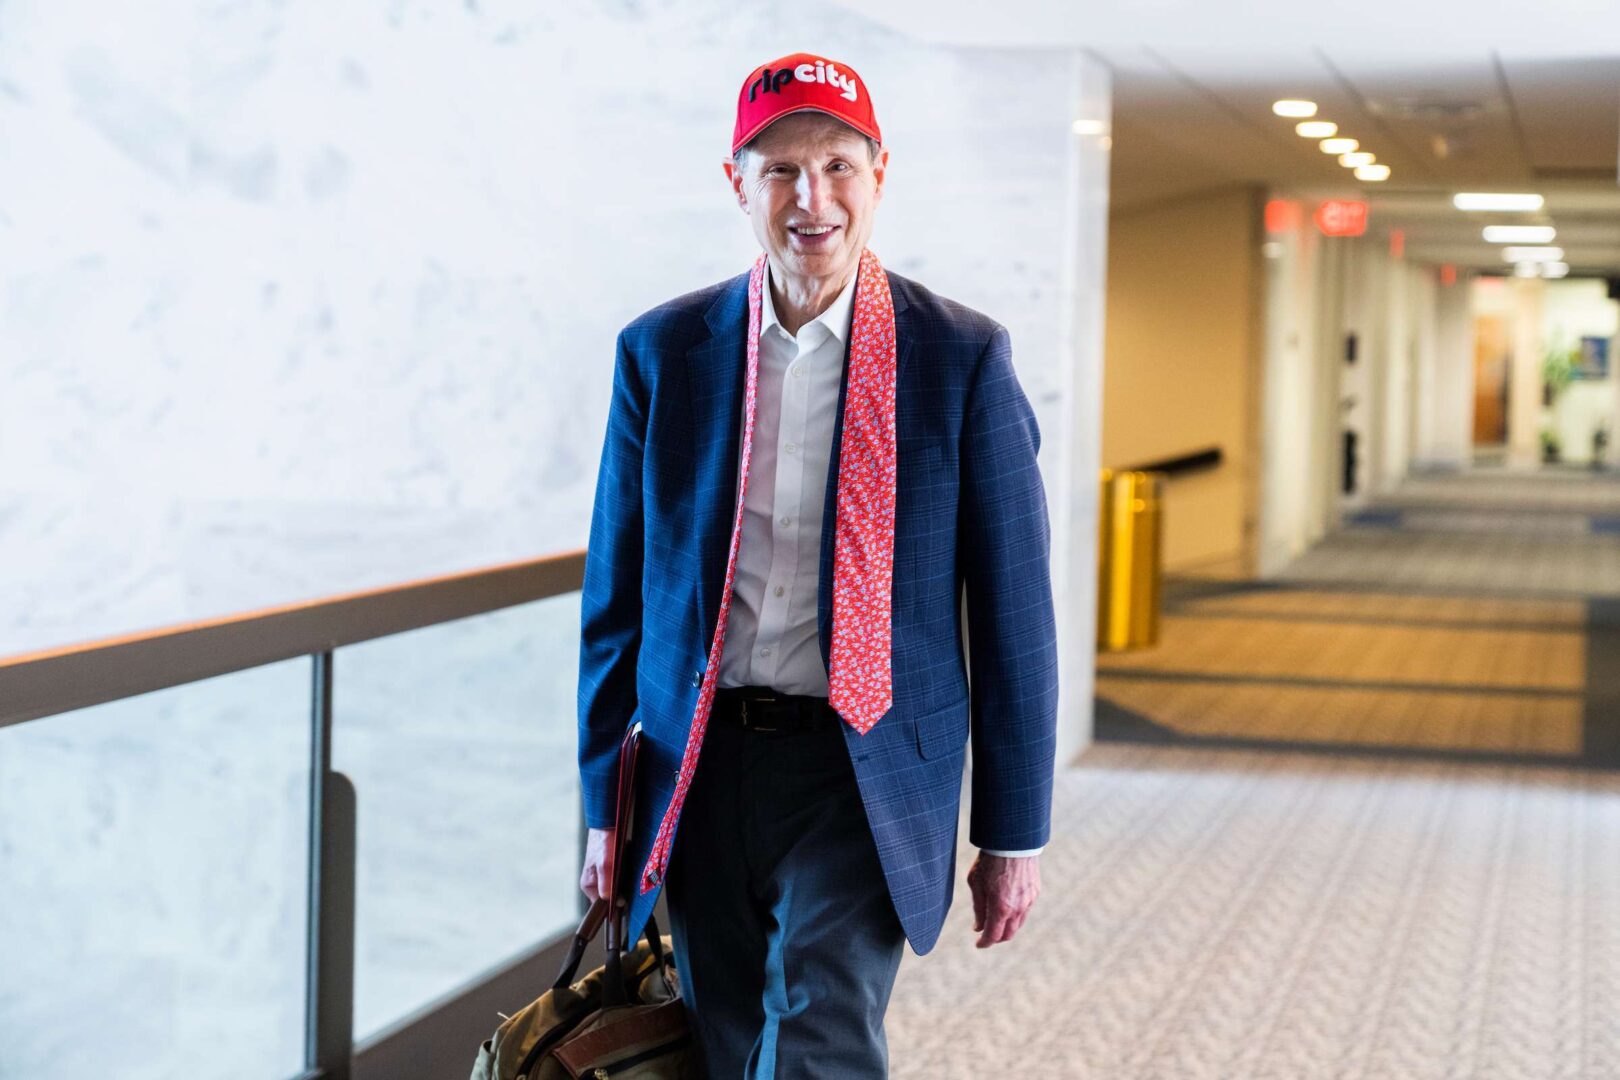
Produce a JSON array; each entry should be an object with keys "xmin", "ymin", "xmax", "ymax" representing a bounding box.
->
[{"xmin": 795, "ymin": 171, "xmax": 829, "ymax": 215}]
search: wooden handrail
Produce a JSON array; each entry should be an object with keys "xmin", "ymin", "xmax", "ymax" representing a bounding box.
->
[{"xmin": 0, "ymin": 549, "xmax": 587, "ymax": 729}]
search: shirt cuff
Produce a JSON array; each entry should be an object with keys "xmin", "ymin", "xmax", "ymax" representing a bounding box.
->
[{"xmin": 980, "ymin": 846, "xmax": 1043, "ymax": 858}]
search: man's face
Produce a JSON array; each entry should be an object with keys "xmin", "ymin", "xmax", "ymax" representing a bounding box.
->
[{"xmin": 724, "ymin": 112, "xmax": 888, "ymax": 287}]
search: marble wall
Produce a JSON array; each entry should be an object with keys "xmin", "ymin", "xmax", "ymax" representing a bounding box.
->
[{"xmin": 0, "ymin": 1, "xmax": 1108, "ymax": 1075}]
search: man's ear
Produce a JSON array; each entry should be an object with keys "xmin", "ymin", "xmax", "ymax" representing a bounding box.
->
[
  {"xmin": 722, "ymin": 159, "xmax": 749, "ymax": 214},
  {"xmin": 871, "ymin": 146, "xmax": 889, "ymax": 205}
]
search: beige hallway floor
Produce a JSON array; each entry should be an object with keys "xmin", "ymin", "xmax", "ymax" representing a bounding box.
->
[
  {"xmin": 888, "ymin": 467, "xmax": 1620, "ymax": 1078},
  {"xmin": 888, "ymin": 743, "xmax": 1620, "ymax": 1079}
]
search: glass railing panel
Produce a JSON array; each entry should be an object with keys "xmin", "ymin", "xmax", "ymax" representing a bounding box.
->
[
  {"xmin": 334, "ymin": 592, "xmax": 582, "ymax": 1041},
  {"xmin": 0, "ymin": 660, "xmax": 310, "ymax": 1080}
]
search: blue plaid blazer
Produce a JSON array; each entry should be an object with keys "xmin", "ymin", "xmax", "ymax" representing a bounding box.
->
[{"xmin": 578, "ymin": 268, "xmax": 1058, "ymax": 955}]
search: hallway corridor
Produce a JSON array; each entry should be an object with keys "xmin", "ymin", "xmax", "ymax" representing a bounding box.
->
[
  {"xmin": 886, "ymin": 468, "xmax": 1620, "ymax": 1078},
  {"xmin": 1099, "ymin": 468, "xmax": 1620, "ymax": 766}
]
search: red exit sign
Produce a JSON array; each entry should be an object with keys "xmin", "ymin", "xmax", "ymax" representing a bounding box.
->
[{"xmin": 1314, "ymin": 200, "xmax": 1369, "ymax": 237}]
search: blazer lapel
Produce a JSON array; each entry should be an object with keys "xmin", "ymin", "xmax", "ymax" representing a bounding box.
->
[
  {"xmin": 817, "ymin": 271, "xmax": 914, "ymax": 670},
  {"xmin": 688, "ymin": 273, "xmax": 751, "ymax": 649}
]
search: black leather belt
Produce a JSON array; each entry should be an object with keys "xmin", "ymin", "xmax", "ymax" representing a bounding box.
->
[{"xmin": 712, "ymin": 685, "xmax": 840, "ymax": 733}]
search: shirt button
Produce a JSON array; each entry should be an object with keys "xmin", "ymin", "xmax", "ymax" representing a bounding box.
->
[
  {"xmin": 784, "ymin": 443, "xmax": 797, "ymax": 454},
  {"xmin": 774, "ymin": 585, "xmax": 785, "ymax": 597},
  {"xmin": 791, "ymin": 365, "xmax": 804, "ymax": 377},
  {"xmin": 760, "ymin": 647, "xmax": 771, "ymax": 658},
  {"xmin": 779, "ymin": 515, "xmax": 791, "ymax": 527}
]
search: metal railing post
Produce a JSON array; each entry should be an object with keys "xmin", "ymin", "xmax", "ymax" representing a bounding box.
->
[{"xmin": 306, "ymin": 650, "xmax": 356, "ymax": 1080}]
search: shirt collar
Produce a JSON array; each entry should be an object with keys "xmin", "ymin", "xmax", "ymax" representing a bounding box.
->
[{"xmin": 761, "ymin": 261, "xmax": 860, "ymax": 346}]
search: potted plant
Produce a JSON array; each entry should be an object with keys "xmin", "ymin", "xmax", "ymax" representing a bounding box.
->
[
  {"xmin": 1541, "ymin": 424, "xmax": 1561, "ymax": 464},
  {"xmin": 1542, "ymin": 336, "xmax": 1580, "ymax": 406}
]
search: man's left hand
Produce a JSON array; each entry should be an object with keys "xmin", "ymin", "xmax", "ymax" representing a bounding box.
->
[{"xmin": 966, "ymin": 852, "xmax": 1041, "ymax": 948}]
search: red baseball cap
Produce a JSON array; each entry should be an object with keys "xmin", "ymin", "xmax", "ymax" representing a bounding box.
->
[{"xmin": 731, "ymin": 52, "xmax": 882, "ymax": 156}]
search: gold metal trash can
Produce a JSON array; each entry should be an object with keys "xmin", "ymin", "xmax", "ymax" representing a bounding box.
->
[{"xmin": 1096, "ymin": 469, "xmax": 1164, "ymax": 651}]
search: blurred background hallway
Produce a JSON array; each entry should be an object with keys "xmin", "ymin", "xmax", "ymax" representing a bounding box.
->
[{"xmin": 1099, "ymin": 466, "xmax": 1620, "ymax": 766}]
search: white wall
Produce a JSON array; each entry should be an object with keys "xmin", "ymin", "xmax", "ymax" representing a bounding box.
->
[
  {"xmin": 1417, "ymin": 272, "xmax": 1475, "ymax": 468},
  {"xmin": 1047, "ymin": 58, "xmax": 1111, "ymax": 764},
  {"xmin": 1408, "ymin": 270, "xmax": 1443, "ymax": 467},
  {"xmin": 1506, "ymin": 279, "xmax": 1550, "ymax": 465},
  {"xmin": 1258, "ymin": 203, "xmax": 1324, "ymax": 575},
  {"xmin": 1258, "ymin": 195, "xmax": 1470, "ymax": 574},
  {"xmin": 1342, "ymin": 235, "xmax": 1381, "ymax": 508},
  {"xmin": 1379, "ymin": 259, "xmax": 1417, "ymax": 489},
  {"xmin": 0, "ymin": 3, "xmax": 1103, "ymax": 659},
  {"xmin": 0, "ymin": 1, "xmax": 1110, "ymax": 1074}
]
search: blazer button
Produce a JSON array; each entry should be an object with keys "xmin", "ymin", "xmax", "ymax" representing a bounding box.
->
[{"xmin": 692, "ymin": 670, "xmax": 702, "ymax": 687}]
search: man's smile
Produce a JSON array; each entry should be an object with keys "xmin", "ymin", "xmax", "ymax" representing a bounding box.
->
[{"xmin": 788, "ymin": 223, "xmax": 842, "ymax": 246}]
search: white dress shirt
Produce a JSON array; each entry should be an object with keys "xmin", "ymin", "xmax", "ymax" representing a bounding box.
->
[
  {"xmin": 714, "ymin": 263, "xmax": 1041, "ymax": 860},
  {"xmin": 716, "ymin": 263, "xmax": 855, "ymax": 697}
]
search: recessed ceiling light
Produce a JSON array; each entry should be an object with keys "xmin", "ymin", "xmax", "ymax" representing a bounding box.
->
[
  {"xmin": 1274, "ymin": 100, "xmax": 1318, "ymax": 118},
  {"xmin": 1482, "ymin": 225, "xmax": 1557, "ymax": 243},
  {"xmin": 1453, "ymin": 192, "xmax": 1545, "ymax": 212},
  {"xmin": 1542, "ymin": 262, "xmax": 1570, "ymax": 279},
  {"xmin": 1355, "ymin": 164, "xmax": 1391, "ymax": 181},
  {"xmin": 1321, "ymin": 138, "xmax": 1360, "ymax": 154},
  {"xmin": 1502, "ymin": 246, "xmax": 1564, "ymax": 262},
  {"xmin": 1339, "ymin": 151, "xmax": 1376, "ymax": 167},
  {"xmin": 1296, "ymin": 120, "xmax": 1337, "ymax": 138}
]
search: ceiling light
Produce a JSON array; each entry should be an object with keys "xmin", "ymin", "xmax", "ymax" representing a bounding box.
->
[
  {"xmin": 1482, "ymin": 225, "xmax": 1556, "ymax": 243},
  {"xmin": 1339, "ymin": 152, "xmax": 1376, "ymax": 167},
  {"xmin": 1502, "ymin": 246, "xmax": 1564, "ymax": 262},
  {"xmin": 1513, "ymin": 261, "xmax": 1541, "ymax": 278},
  {"xmin": 1296, "ymin": 120, "xmax": 1337, "ymax": 138},
  {"xmin": 1354, "ymin": 164, "xmax": 1391, "ymax": 181},
  {"xmin": 1072, "ymin": 119, "xmax": 1109, "ymax": 136},
  {"xmin": 1542, "ymin": 262, "xmax": 1570, "ymax": 279},
  {"xmin": 1321, "ymin": 138, "xmax": 1359, "ymax": 154},
  {"xmin": 1273, "ymin": 100, "xmax": 1318, "ymax": 118},
  {"xmin": 1453, "ymin": 192, "xmax": 1545, "ymax": 212}
]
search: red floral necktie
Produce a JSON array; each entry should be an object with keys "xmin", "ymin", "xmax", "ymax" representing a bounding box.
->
[{"xmin": 639, "ymin": 248, "xmax": 897, "ymax": 893}]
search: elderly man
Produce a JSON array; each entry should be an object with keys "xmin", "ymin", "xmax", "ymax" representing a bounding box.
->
[{"xmin": 576, "ymin": 52, "xmax": 1058, "ymax": 1077}]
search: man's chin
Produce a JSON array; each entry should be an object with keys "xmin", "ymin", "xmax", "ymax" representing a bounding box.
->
[{"xmin": 776, "ymin": 247, "xmax": 857, "ymax": 281}]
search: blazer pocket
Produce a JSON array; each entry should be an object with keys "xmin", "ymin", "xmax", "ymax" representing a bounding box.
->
[
  {"xmin": 905, "ymin": 440, "xmax": 945, "ymax": 468},
  {"xmin": 914, "ymin": 695, "xmax": 970, "ymax": 760}
]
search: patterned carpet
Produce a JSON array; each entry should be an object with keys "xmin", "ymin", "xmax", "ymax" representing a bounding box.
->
[
  {"xmin": 888, "ymin": 744, "xmax": 1620, "ymax": 1079},
  {"xmin": 888, "ymin": 468, "xmax": 1620, "ymax": 1078}
]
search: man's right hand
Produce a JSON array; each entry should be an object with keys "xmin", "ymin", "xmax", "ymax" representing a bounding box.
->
[{"xmin": 580, "ymin": 826, "xmax": 617, "ymax": 905}]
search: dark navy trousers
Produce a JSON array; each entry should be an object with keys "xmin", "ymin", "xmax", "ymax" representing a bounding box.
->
[{"xmin": 663, "ymin": 705, "xmax": 907, "ymax": 1079}]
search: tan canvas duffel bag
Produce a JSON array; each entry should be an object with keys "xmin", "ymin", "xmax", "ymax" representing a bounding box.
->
[
  {"xmin": 469, "ymin": 899, "xmax": 694, "ymax": 1080},
  {"xmin": 472, "ymin": 722, "xmax": 697, "ymax": 1079}
]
